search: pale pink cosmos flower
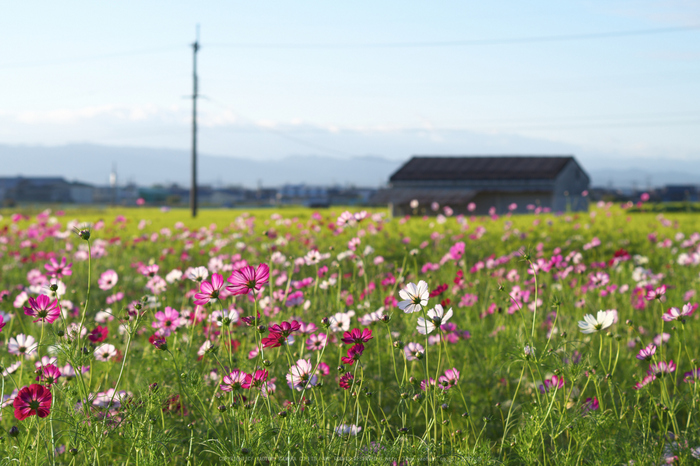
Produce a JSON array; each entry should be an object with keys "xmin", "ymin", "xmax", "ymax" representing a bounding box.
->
[
  {"xmin": 226, "ymin": 264, "xmax": 270, "ymax": 296},
  {"xmin": 286, "ymin": 359, "xmax": 318, "ymax": 391},
  {"xmin": 8, "ymin": 334, "xmax": 38, "ymax": 358},
  {"xmin": 404, "ymin": 342, "xmax": 424, "ymax": 361},
  {"xmin": 152, "ymin": 307, "xmax": 182, "ymax": 337},
  {"xmin": 636, "ymin": 344, "xmax": 656, "ymax": 361},
  {"xmin": 437, "ymin": 368, "xmax": 460, "ymax": 390},
  {"xmin": 648, "ymin": 360, "xmax": 676, "ymax": 377},
  {"xmin": 94, "ymin": 344, "xmax": 118, "ymax": 362},
  {"xmin": 44, "ymin": 257, "xmax": 72, "ymax": 279},
  {"xmin": 98, "ymin": 270, "xmax": 118, "ymax": 291},
  {"xmin": 662, "ymin": 303, "xmax": 697, "ymax": 322},
  {"xmin": 306, "ymin": 333, "xmax": 327, "ymax": 351},
  {"xmin": 193, "ymin": 273, "xmax": 225, "ymax": 306}
]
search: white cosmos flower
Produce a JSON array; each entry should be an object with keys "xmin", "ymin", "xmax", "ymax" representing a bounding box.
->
[
  {"xmin": 578, "ymin": 310, "xmax": 615, "ymax": 334},
  {"xmin": 416, "ymin": 304, "xmax": 453, "ymax": 335},
  {"xmin": 94, "ymin": 344, "xmax": 118, "ymax": 362},
  {"xmin": 335, "ymin": 424, "xmax": 362, "ymax": 436},
  {"xmin": 398, "ymin": 280, "xmax": 429, "ymax": 313},
  {"xmin": 8, "ymin": 334, "xmax": 38, "ymax": 358}
]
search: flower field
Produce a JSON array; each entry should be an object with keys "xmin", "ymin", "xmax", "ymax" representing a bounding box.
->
[{"xmin": 1, "ymin": 204, "xmax": 700, "ymax": 465}]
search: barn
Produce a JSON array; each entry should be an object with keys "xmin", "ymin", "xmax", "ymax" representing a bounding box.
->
[{"xmin": 372, "ymin": 155, "xmax": 590, "ymax": 216}]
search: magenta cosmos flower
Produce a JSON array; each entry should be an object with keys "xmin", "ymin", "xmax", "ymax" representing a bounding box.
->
[
  {"xmin": 341, "ymin": 344, "xmax": 365, "ymax": 365},
  {"xmin": 23, "ymin": 295, "xmax": 61, "ymax": 324},
  {"xmin": 14, "ymin": 384, "xmax": 52, "ymax": 421},
  {"xmin": 193, "ymin": 273, "xmax": 225, "ymax": 306},
  {"xmin": 44, "ymin": 257, "xmax": 72, "ymax": 279},
  {"xmin": 341, "ymin": 328, "xmax": 373, "ymax": 345},
  {"xmin": 98, "ymin": 270, "xmax": 118, "ymax": 291},
  {"xmin": 226, "ymin": 264, "xmax": 270, "ymax": 296},
  {"xmin": 242, "ymin": 369, "xmax": 268, "ymax": 389}
]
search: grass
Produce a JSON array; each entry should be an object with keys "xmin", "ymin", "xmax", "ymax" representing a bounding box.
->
[{"xmin": 0, "ymin": 203, "xmax": 699, "ymax": 464}]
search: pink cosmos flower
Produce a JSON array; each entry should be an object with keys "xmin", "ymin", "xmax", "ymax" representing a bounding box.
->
[
  {"xmin": 341, "ymin": 328, "xmax": 373, "ymax": 345},
  {"xmin": 662, "ymin": 303, "xmax": 697, "ymax": 322},
  {"xmin": 404, "ymin": 342, "xmax": 424, "ymax": 361},
  {"xmin": 341, "ymin": 344, "xmax": 365, "ymax": 365},
  {"xmin": 37, "ymin": 364, "xmax": 61, "ymax": 385},
  {"xmin": 98, "ymin": 270, "xmax": 118, "ymax": 291},
  {"xmin": 286, "ymin": 359, "xmax": 318, "ymax": 391},
  {"xmin": 306, "ymin": 333, "xmax": 327, "ymax": 351},
  {"xmin": 106, "ymin": 292, "xmax": 124, "ymax": 305},
  {"xmin": 539, "ymin": 375, "xmax": 565, "ymax": 393},
  {"xmin": 242, "ymin": 369, "xmax": 269, "ymax": 389},
  {"xmin": 193, "ymin": 274, "xmax": 225, "ymax": 306},
  {"xmin": 636, "ymin": 344, "xmax": 656, "ymax": 361},
  {"xmin": 646, "ymin": 285, "xmax": 666, "ymax": 301},
  {"xmin": 44, "ymin": 257, "xmax": 72, "ymax": 279},
  {"xmin": 0, "ymin": 314, "xmax": 5, "ymax": 333},
  {"xmin": 634, "ymin": 374, "xmax": 656, "ymax": 390},
  {"xmin": 648, "ymin": 360, "xmax": 676, "ymax": 377},
  {"xmin": 14, "ymin": 384, "xmax": 52, "ymax": 421},
  {"xmin": 220, "ymin": 370, "xmax": 248, "ymax": 391},
  {"xmin": 152, "ymin": 307, "xmax": 182, "ymax": 337},
  {"xmin": 437, "ymin": 368, "xmax": 460, "ymax": 390},
  {"xmin": 226, "ymin": 263, "xmax": 270, "ymax": 296},
  {"xmin": 23, "ymin": 295, "xmax": 61, "ymax": 324}
]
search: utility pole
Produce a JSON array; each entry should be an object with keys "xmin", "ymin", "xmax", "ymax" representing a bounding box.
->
[{"xmin": 190, "ymin": 25, "xmax": 200, "ymax": 218}]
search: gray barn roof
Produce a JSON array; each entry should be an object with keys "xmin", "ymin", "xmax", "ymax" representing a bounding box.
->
[{"xmin": 389, "ymin": 156, "xmax": 575, "ymax": 182}]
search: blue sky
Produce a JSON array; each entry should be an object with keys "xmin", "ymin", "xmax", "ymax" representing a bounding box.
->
[{"xmin": 2, "ymin": 0, "xmax": 700, "ymax": 169}]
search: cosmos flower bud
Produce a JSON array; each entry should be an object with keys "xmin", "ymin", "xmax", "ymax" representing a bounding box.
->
[
  {"xmin": 218, "ymin": 405, "xmax": 227, "ymax": 412},
  {"xmin": 8, "ymin": 426, "xmax": 19, "ymax": 438},
  {"xmin": 321, "ymin": 317, "xmax": 330, "ymax": 328}
]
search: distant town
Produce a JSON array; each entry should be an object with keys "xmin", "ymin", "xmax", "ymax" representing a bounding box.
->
[{"xmin": 0, "ymin": 175, "xmax": 697, "ymax": 210}]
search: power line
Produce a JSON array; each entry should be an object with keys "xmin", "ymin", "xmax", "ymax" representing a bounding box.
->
[{"xmin": 208, "ymin": 24, "xmax": 700, "ymax": 49}]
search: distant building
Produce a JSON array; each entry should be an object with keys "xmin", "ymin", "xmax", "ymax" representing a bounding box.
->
[
  {"xmin": 0, "ymin": 177, "xmax": 94, "ymax": 205},
  {"xmin": 660, "ymin": 185, "xmax": 699, "ymax": 203},
  {"xmin": 372, "ymin": 156, "xmax": 590, "ymax": 216}
]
